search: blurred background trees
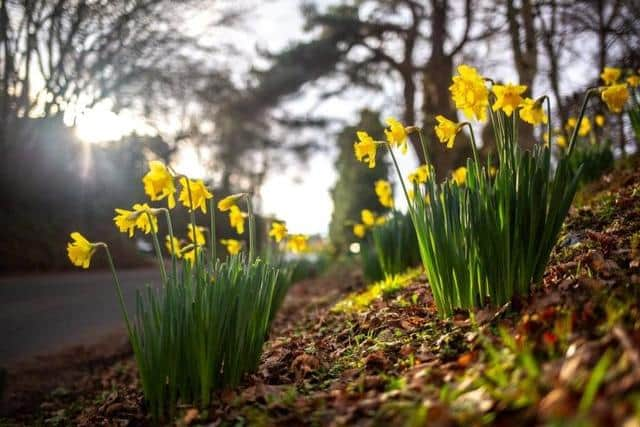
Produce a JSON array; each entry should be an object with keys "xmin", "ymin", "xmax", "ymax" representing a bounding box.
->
[{"xmin": 1, "ymin": 0, "xmax": 639, "ymax": 270}]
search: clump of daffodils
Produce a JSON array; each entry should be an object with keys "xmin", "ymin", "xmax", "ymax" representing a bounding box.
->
[
  {"xmin": 66, "ymin": 161, "xmax": 295, "ymax": 419},
  {"xmin": 351, "ymin": 63, "xmax": 614, "ymax": 316}
]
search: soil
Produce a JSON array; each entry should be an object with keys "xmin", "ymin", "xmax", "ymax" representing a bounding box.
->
[{"xmin": 1, "ymin": 159, "xmax": 640, "ymax": 426}]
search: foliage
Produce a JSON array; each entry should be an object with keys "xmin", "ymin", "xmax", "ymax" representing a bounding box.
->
[
  {"xmin": 66, "ymin": 161, "xmax": 301, "ymax": 421},
  {"xmin": 329, "ymin": 110, "xmax": 391, "ymax": 253},
  {"xmin": 132, "ymin": 254, "xmax": 280, "ymax": 419},
  {"xmin": 360, "ymin": 237, "xmax": 385, "ymax": 283},
  {"xmin": 411, "ymin": 118, "xmax": 581, "ymax": 315},
  {"xmin": 565, "ymin": 140, "xmax": 614, "ymax": 186},
  {"xmin": 371, "ymin": 211, "xmax": 420, "ymax": 279}
]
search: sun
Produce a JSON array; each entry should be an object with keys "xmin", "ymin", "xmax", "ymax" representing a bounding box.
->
[{"xmin": 72, "ymin": 102, "xmax": 154, "ymax": 144}]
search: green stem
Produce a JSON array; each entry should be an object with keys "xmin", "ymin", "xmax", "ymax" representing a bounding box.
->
[
  {"xmin": 568, "ymin": 88, "xmax": 598, "ymax": 156},
  {"xmin": 183, "ymin": 178, "xmax": 200, "ymax": 271},
  {"xmin": 542, "ymin": 96, "xmax": 552, "ymax": 149},
  {"xmin": 209, "ymin": 198, "xmax": 216, "ymax": 268},
  {"xmin": 245, "ymin": 194, "xmax": 256, "ymax": 264},
  {"xmin": 160, "ymin": 208, "xmax": 177, "ymax": 283},
  {"xmin": 460, "ymin": 122, "xmax": 480, "ymax": 166},
  {"xmin": 146, "ymin": 211, "xmax": 167, "ymax": 284},
  {"xmin": 385, "ymin": 143, "xmax": 415, "ymax": 219},
  {"xmin": 99, "ymin": 244, "xmax": 134, "ymax": 337},
  {"xmin": 416, "ymin": 128, "xmax": 431, "ymax": 165}
]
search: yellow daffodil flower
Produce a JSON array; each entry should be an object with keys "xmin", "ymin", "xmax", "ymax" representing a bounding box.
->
[
  {"xmin": 353, "ymin": 131, "xmax": 378, "ymax": 168},
  {"xmin": 384, "ymin": 117, "xmax": 409, "ymax": 154},
  {"xmin": 67, "ymin": 232, "xmax": 97, "ymax": 269},
  {"xmin": 600, "ymin": 67, "xmax": 621, "ymax": 85},
  {"xmin": 519, "ymin": 98, "xmax": 547, "ymax": 125},
  {"xmin": 375, "ymin": 179, "xmax": 394, "ymax": 208},
  {"xmin": 287, "ymin": 234, "xmax": 309, "ymax": 254},
  {"xmin": 566, "ymin": 117, "xmax": 591, "ymax": 137},
  {"xmin": 408, "ymin": 165, "xmax": 429, "ymax": 184},
  {"xmin": 489, "ymin": 166, "xmax": 497, "ymax": 177},
  {"xmin": 578, "ymin": 117, "xmax": 591, "ymax": 136},
  {"xmin": 178, "ymin": 177, "xmax": 213, "ymax": 214},
  {"xmin": 165, "ymin": 236, "xmax": 182, "ymax": 259},
  {"xmin": 113, "ymin": 207, "xmax": 138, "ymax": 237},
  {"xmin": 187, "ymin": 224, "xmax": 206, "ymax": 245},
  {"xmin": 627, "ymin": 75, "xmax": 640, "ymax": 88},
  {"xmin": 269, "ymin": 221, "xmax": 288, "ymax": 242},
  {"xmin": 361, "ymin": 209, "xmax": 376, "ymax": 227},
  {"xmin": 217, "ymin": 194, "xmax": 243, "ymax": 212},
  {"xmin": 229, "ymin": 205, "xmax": 247, "ymax": 234},
  {"xmin": 353, "ymin": 223, "xmax": 366, "ymax": 238},
  {"xmin": 601, "ymin": 84, "xmax": 629, "ymax": 113},
  {"xmin": 556, "ymin": 135, "xmax": 567, "ymax": 148},
  {"xmin": 595, "ymin": 114, "xmax": 605, "ymax": 127},
  {"xmin": 221, "ymin": 239, "xmax": 242, "ymax": 255},
  {"xmin": 492, "ymin": 83, "xmax": 527, "ymax": 116},
  {"xmin": 182, "ymin": 246, "xmax": 201, "ymax": 265},
  {"xmin": 375, "ymin": 216, "xmax": 386, "ymax": 225},
  {"xmin": 142, "ymin": 161, "xmax": 176, "ymax": 209},
  {"xmin": 434, "ymin": 115, "xmax": 459, "ymax": 148},
  {"xmin": 449, "ymin": 64, "xmax": 489, "ymax": 122},
  {"xmin": 113, "ymin": 203, "xmax": 158, "ymax": 237},
  {"xmin": 452, "ymin": 166, "xmax": 467, "ymax": 186}
]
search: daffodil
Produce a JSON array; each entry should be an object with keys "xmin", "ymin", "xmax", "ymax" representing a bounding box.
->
[
  {"xmin": 113, "ymin": 203, "xmax": 158, "ymax": 237},
  {"xmin": 519, "ymin": 98, "xmax": 547, "ymax": 125},
  {"xmin": 492, "ymin": 83, "xmax": 527, "ymax": 116},
  {"xmin": 67, "ymin": 232, "xmax": 97, "ymax": 269},
  {"xmin": 353, "ymin": 224, "xmax": 366, "ymax": 238},
  {"xmin": 375, "ymin": 216, "xmax": 386, "ymax": 225},
  {"xmin": 384, "ymin": 117, "xmax": 409, "ymax": 154},
  {"xmin": 449, "ymin": 64, "xmax": 489, "ymax": 122},
  {"xmin": 489, "ymin": 166, "xmax": 497, "ymax": 177},
  {"xmin": 269, "ymin": 221, "xmax": 288, "ymax": 242},
  {"xmin": 113, "ymin": 207, "xmax": 138, "ymax": 237},
  {"xmin": 142, "ymin": 160, "xmax": 176, "ymax": 209},
  {"xmin": 354, "ymin": 131, "xmax": 378, "ymax": 168},
  {"xmin": 218, "ymin": 194, "xmax": 243, "ymax": 212},
  {"xmin": 566, "ymin": 117, "xmax": 591, "ymax": 137},
  {"xmin": 361, "ymin": 209, "xmax": 376, "ymax": 227},
  {"xmin": 627, "ymin": 75, "xmax": 640, "ymax": 88},
  {"xmin": 165, "ymin": 236, "xmax": 182, "ymax": 259},
  {"xmin": 287, "ymin": 234, "xmax": 309, "ymax": 254},
  {"xmin": 556, "ymin": 135, "xmax": 567, "ymax": 148},
  {"xmin": 408, "ymin": 165, "xmax": 429, "ymax": 184},
  {"xmin": 434, "ymin": 115, "xmax": 459, "ymax": 148},
  {"xmin": 452, "ymin": 166, "xmax": 467, "ymax": 186},
  {"xmin": 178, "ymin": 177, "xmax": 213, "ymax": 214},
  {"xmin": 133, "ymin": 203, "xmax": 158, "ymax": 234},
  {"xmin": 578, "ymin": 117, "xmax": 591, "ymax": 136},
  {"xmin": 229, "ymin": 205, "xmax": 247, "ymax": 234},
  {"xmin": 182, "ymin": 246, "xmax": 201, "ymax": 265},
  {"xmin": 221, "ymin": 239, "xmax": 242, "ymax": 255},
  {"xmin": 601, "ymin": 84, "xmax": 629, "ymax": 113},
  {"xmin": 187, "ymin": 224, "xmax": 206, "ymax": 245},
  {"xmin": 600, "ymin": 67, "xmax": 621, "ymax": 85},
  {"xmin": 375, "ymin": 180, "xmax": 394, "ymax": 208}
]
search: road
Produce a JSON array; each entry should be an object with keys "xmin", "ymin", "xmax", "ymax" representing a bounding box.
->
[{"xmin": 0, "ymin": 268, "xmax": 161, "ymax": 366}]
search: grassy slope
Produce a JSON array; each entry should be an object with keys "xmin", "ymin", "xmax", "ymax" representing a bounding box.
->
[{"xmin": 2, "ymin": 158, "xmax": 640, "ymax": 426}]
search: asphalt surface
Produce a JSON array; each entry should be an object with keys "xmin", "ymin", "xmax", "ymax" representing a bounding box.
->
[{"xmin": 0, "ymin": 268, "xmax": 161, "ymax": 366}]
